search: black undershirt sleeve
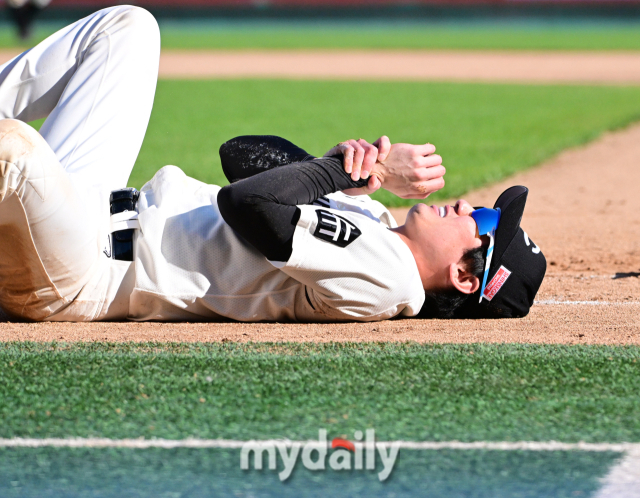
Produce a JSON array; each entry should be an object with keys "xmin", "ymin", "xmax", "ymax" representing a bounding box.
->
[{"xmin": 217, "ymin": 155, "xmax": 368, "ymax": 262}]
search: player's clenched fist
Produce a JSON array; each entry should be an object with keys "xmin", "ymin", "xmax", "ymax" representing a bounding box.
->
[
  {"xmin": 323, "ymin": 136, "xmax": 390, "ymax": 196},
  {"xmin": 373, "ymin": 143, "xmax": 445, "ymax": 199}
]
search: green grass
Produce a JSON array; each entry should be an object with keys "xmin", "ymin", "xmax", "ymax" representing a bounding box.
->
[
  {"xmin": 5, "ymin": 22, "xmax": 640, "ymax": 51},
  {"xmin": 1, "ymin": 342, "xmax": 639, "ymax": 442},
  {"xmin": 0, "ymin": 447, "xmax": 619, "ymax": 497},
  {"xmin": 158, "ymin": 23, "xmax": 640, "ymax": 51},
  {"xmin": 123, "ymin": 80, "xmax": 640, "ymax": 206},
  {"xmin": 4, "ymin": 22, "xmax": 640, "ymax": 51}
]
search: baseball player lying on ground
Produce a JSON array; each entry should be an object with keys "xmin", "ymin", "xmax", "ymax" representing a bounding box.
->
[{"xmin": 0, "ymin": 6, "xmax": 546, "ymax": 323}]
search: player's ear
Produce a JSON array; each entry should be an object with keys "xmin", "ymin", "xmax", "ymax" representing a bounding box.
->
[{"xmin": 449, "ymin": 262, "xmax": 480, "ymax": 295}]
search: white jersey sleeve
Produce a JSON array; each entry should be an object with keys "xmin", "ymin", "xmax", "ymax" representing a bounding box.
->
[{"xmin": 274, "ymin": 204, "xmax": 425, "ymax": 321}]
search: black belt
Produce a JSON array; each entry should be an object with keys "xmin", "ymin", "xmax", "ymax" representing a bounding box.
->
[{"xmin": 110, "ymin": 188, "xmax": 139, "ymax": 262}]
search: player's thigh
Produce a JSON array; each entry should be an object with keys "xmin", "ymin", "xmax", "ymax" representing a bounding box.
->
[{"xmin": 0, "ymin": 119, "xmax": 105, "ymax": 320}]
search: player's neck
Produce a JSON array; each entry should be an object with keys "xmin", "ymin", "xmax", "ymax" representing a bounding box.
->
[{"xmin": 390, "ymin": 226, "xmax": 448, "ymax": 291}]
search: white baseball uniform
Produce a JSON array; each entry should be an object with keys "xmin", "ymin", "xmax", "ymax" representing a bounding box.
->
[{"xmin": 0, "ymin": 6, "xmax": 425, "ymax": 322}]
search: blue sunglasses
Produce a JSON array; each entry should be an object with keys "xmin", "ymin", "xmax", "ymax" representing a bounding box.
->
[{"xmin": 470, "ymin": 207, "xmax": 501, "ymax": 302}]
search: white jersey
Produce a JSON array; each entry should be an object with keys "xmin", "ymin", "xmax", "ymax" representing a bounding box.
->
[{"xmin": 129, "ymin": 166, "xmax": 425, "ymax": 322}]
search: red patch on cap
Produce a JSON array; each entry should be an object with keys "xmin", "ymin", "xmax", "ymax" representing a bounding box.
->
[{"xmin": 483, "ymin": 266, "xmax": 511, "ymax": 301}]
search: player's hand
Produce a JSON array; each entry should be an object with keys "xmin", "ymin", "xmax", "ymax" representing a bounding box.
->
[
  {"xmin": 372, "ymin": 143, "xmax": 445, "ymax": 199},
  {"xmin": 323, "ymin": 136, "xmax": 390, "ymax": 195}
]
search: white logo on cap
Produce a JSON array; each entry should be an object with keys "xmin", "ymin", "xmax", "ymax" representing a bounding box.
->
[{"xmin": 523, "ymin": 231, "xmax": 540, "ymax": 254}]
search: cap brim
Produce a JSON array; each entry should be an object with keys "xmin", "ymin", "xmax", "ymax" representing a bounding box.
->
[{"xmin": 492, "ymin": 186, "xmax": 528, "ymax": 265}]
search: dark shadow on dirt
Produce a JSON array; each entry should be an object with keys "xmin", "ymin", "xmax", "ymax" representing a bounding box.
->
[{"xmin": 613, "ymin": 272, "xmax": 640, "ymax": 279}]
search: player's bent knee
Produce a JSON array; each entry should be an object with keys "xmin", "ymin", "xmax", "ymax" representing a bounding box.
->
[
  {"xmin": 119, "ymin": 6, "xmax": 160, "ymax": 44},
  {"xmin": 0, "ymin": 119, "xmax": 53, "ymax": 163},
  {"xmin": 0, "ymin": 119, "xmax": 58, "ymax": 202},
  {"xmin": 0, "ymin": 119, "xmax": 42, "ymax": 158}
]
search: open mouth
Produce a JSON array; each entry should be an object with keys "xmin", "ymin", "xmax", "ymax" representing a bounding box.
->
[{"xmin": 431, "ymin": 205, "xmax": 447, "ymax": 217}]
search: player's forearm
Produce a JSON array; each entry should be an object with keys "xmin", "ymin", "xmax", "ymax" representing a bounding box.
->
[{"xmin": 217, "ymin": 156, "xmax": 368, "ymax": 262}]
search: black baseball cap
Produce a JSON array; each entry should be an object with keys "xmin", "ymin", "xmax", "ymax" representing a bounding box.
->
[{"xmin": 463, "ymin": 186, "xmax": 547, "ymax": 318}]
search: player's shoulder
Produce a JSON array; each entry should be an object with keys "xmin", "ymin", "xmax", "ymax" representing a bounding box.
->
[
  {"xmin": 296, "ymin": 202, "xmax": 390, "ymax": 245},
  {"xmin": 310, "ymin": 192, "xmax": 398, "ymax": 228},
  {"xmin": 287, "ymin": 204, "xmax": 425, "ymax": 320},
  {"xmin": 294, "ymin": 204, "xmax": 416, "ymax": 279}
]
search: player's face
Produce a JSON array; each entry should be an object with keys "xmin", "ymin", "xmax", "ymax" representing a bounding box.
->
[{"xmin": 403, "ymin": 199, "xmax": 485, "ymax": 287}]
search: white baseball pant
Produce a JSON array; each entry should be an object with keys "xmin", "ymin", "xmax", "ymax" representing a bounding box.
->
[{"xmin": 0, "ymin": 5, "xmax": 160, "ymax": 321}]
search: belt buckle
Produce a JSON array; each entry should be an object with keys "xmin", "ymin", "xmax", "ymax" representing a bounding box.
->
[{"xmin": 109, "ymin": 188, "xmax": 139, "ymax": 262}]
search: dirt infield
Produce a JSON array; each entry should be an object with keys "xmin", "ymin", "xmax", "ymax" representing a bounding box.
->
[
  {"xmin": 4, "ymin": 49, "xmax": 640, "ymax": 84},
  {"xmin": 157, "ymin": 50, "xmax": 640, "ymax": 85},
  {"xmin": 2, "ymin": 122, "xmax": 640, "ymax": 344},
  {"xmin": 1, "ymin": 48, "xmax": 640, "ymax": 343}
]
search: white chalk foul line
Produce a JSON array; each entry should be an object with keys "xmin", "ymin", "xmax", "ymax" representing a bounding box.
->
[
  {"xmin": 535, "ymin": 300, "xmax": 640, "ymax": 306},
  {"xmin": 1, "ymin": 438, "xmax": 639, "ymax": 452},
  {"xmin": 594, "ymin": 451, "xmax": 640, "ymax": 498}
]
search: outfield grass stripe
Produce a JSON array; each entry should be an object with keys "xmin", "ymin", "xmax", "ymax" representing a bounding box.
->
[
  {"xmin": 1, "ymin": 438, "xmax": 639, "ymax": 452},
  {"xmin": 6, "ymin": 22, "xmax": 640, "ymax": 51}
]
